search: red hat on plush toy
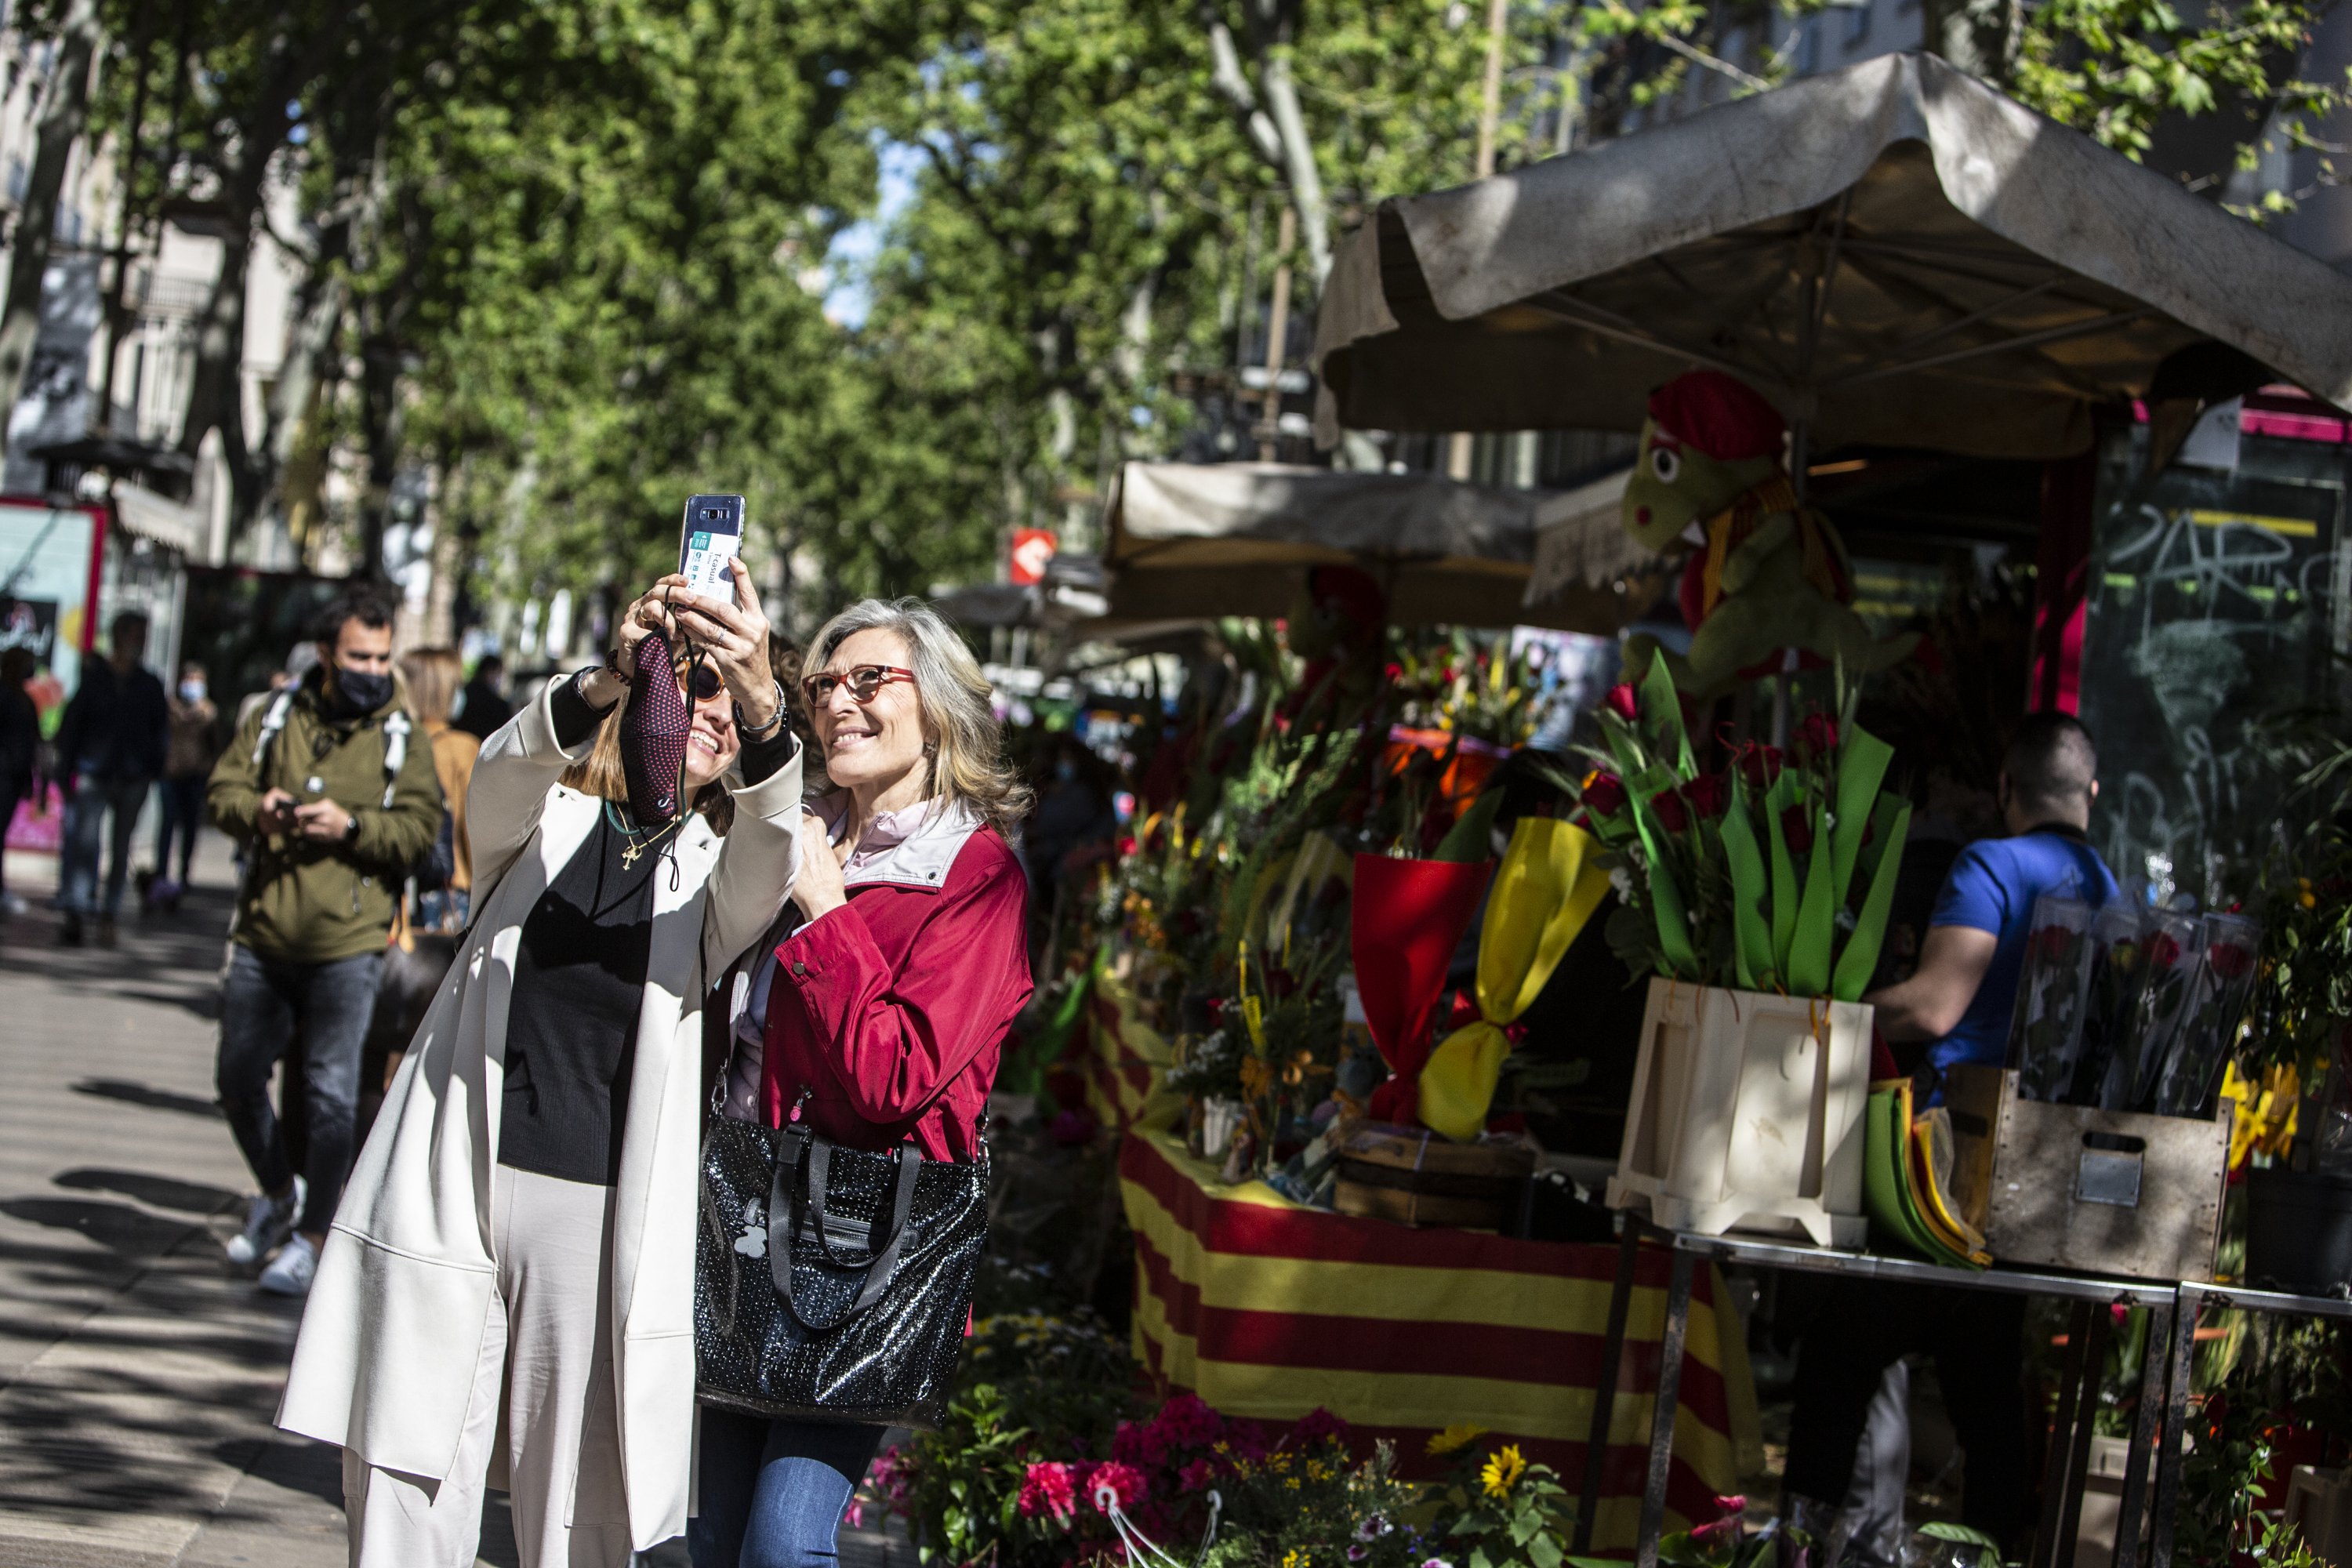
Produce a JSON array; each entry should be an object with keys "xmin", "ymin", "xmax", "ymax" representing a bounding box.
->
[{"xmin": 1647, "ymin": 371, "xmax": 1786, "ymax": 462}]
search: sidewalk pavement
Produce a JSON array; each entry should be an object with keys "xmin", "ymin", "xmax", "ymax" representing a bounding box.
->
[
  {"xmin": 0, "ymin": 831, "xmax": 920, "ymax": 1568},
  {"xmin": 0, "ymin": 833, "xmax": 691, "ymax": 1567}
]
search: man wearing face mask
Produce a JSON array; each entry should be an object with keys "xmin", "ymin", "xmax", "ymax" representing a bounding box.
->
[{"xmin": 207, "ymin": 589, "xmax": 444, "ymax": 1297}]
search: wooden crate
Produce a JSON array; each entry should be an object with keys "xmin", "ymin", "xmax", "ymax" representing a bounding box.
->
[
  {"xmin": 1330, "ymin": 1123, "xmax": 1534, "ymax": 1230},
  {"xmin": 1606, "ymin": 979, "xmax": 1872, "ymax": 1247},
  {"xmin": 1944, "ymin": 1065, "xmax": 2230, "ymax": 1283}
]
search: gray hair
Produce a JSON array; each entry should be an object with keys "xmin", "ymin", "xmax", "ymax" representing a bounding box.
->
[{"xmin": 805, "ymin": 597, "xmax": 1030, "ymax": 834}]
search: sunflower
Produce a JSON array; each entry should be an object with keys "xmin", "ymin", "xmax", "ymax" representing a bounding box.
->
[
  {"xmin": 1425, "ymin": 1424, "xmax": 1490, "ymax": 1457},
  {"xmin": 1479, "ymin": 1445, "xmax": 1526, "ymax": 1497}
]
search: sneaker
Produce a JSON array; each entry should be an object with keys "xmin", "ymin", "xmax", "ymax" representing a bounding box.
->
[
  {"xmin": 57, "ymin": 912, "xmax": 82, "ymax": 946},
  {"xmin": 0, "ymin": 891, "xmax": 26, "ymax": 916},
  {"xmin": 258, "ymin": 1234, "xmax": 319, "ymax": 1297},
  {"xmin": 224, "ymin": 1178, "xmax": 305, "ymax": 1269}
]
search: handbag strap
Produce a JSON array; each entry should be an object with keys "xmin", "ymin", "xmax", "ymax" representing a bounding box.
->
[{"xmin": 767, "ymin": 1130, "xmax": 923, "ymax": 1332}]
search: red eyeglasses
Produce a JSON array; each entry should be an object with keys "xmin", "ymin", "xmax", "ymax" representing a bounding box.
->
[{"xmin": 800, "ymin": 664, "xmax": 915, "ymax": 706}]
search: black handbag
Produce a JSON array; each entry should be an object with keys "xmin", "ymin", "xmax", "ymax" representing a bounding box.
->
[{"xmin": 694, "ymin": 1099, "xmax": 988, "ymax": 1429}]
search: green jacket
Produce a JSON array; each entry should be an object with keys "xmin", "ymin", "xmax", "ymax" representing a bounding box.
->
[{"xmin": 207, "ymin": 670, "xmax": 446, "ymax": 964}]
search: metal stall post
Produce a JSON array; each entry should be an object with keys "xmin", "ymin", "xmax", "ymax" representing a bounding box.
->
[
  {"xmin": 1635, "ymin": 1246, "xmax": 1697, "ymax": 1568},
  {"xmin": 1576, "ymin": 1218, "xmax": 1646, "ymax": 1554}
]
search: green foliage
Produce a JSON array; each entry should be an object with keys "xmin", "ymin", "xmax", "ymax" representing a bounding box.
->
[
  {"xmin": 882, "ymin": 1311, "xmax": 1145, "ymax": 1566},
  {"xmin": 2246, "ymin": 822, "xmax": 2352, "ymax": 1077},
  {"xmin": 1429, "ymin": 1441, "xmax": 1595, "ymax": 1568}
]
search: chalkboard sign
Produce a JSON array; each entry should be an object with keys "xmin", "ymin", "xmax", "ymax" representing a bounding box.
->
[{"xmin": 2079, "ymin": 434, "xmax": 2348, "ymax": 906}]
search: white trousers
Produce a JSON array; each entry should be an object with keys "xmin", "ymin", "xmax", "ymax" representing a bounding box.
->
[{"xmin": 344, "ymin": 1165, "xmax": 633, "ymax": 1568}]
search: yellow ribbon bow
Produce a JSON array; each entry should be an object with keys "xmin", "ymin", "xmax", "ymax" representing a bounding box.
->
[{"xmin": 1418, "ymin": 818, "xmax": 1612, "ymax": 1140}]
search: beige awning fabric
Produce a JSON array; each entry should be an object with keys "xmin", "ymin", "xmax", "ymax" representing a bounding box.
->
[
  {"xmin": 1104, "ymin": 460, "xmax": 1666, "ymax": 632},
  {"xmin": 1314, "ymin": 51, "xmax": 2352, "ymax": 459}
]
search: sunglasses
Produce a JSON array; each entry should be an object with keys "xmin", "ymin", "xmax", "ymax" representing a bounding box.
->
[
  {"xmin": 679, "ymin": 661, "xmax": 726, "ymax": 704},
  {"xmin": 801, "ymin": 664, "xmax": 915, "ymax": 707}
]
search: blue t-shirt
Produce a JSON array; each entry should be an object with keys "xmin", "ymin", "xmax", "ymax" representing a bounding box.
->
[{"xmin": 1926, "ymin": 829, "xmax": 2119, "ymax": 1075}]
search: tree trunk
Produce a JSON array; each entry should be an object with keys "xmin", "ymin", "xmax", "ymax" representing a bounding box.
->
[
  {"xmin": 0, "ymin": 0, "xmax": 101, "ymax": 443},
  {"xmin": 354, "ymin": 329, "xmax": 404, "ymax": 582},
  {"xmin": 1922, "ymin": 0, "xmax": 2023, "ymax": 85},
  {"xmin": 176, "ymin": 176, "xmax": 264, "ymax": 539}
]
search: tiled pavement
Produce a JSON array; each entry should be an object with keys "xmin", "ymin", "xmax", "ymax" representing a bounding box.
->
[{"xmin": 0, "ymin": 833, "xmax": 916, "ymax": 1568}]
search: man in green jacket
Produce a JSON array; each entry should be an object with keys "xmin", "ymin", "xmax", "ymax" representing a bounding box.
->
[{"xmin": 208, "ymin": 587, "xmax": 444, "ymax": 1296}]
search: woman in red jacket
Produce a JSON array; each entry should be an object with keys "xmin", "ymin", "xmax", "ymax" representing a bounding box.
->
[{"xmin": 695, "ymin": 597, "xmax": 1032, "ymax": 1568}]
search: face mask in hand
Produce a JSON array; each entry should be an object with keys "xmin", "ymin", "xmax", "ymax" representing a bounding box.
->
[
  {"xmin": 179, "ymin": 680, "xmax": 206, "ymax": 704},
  {"xmin": 333, "ymin": 667, "xmax": 394, "ymax": 715},
  {"xmin": 620, "ymin": 631, "xmax": 691, "ymax": 824}
]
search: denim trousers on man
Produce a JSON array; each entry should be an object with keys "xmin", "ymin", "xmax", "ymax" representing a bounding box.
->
[
  {"xmin": 216, "ymin": 944, "xmax": 382, "ymax": 1235},
  {"xmin": 60, "ymin": 774, "xmax": 153, "ymax": 917},
  {"xmin": 154, "ymin": 774, "xmax": 207, "ymax": 885},
  {"xmin": 691, "ymin": 1411, "xmax": 884, "ymax": 1568}
]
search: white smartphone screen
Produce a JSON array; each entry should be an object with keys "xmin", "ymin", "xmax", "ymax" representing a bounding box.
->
[{"xmin": 681, "ymin": 494, "xmax": 746, "ymax": 595}]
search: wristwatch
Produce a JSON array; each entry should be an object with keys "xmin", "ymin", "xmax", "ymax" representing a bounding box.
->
[{"xmin": 736, "ymin": 680, "xmax": 789, "ymax": 742}]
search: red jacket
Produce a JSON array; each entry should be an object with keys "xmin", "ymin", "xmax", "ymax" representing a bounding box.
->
[{"xmin": 759, "ymin": 802, "xmax": 1031, "ymax": 1162}]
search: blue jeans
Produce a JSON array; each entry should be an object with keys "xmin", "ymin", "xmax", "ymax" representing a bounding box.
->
[
  {"xmin": 60, "ymin": 774, "xmax": 151, "ymax": 917},
  {"xmin": 215, "ymin": 944, "xmax": 382, "ymax": 1235},
  {"xmin": 691, "ymin": 1411, "xmax": 884, "ymax": 1568}
]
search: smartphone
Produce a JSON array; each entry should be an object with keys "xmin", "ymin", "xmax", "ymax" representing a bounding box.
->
[{"xmin": 680, "ymin": 494, "xmax": 746, "ymax": 597}]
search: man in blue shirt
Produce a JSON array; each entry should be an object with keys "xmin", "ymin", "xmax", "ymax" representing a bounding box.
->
[
  {"xmin": 1865, "ymin": 711, "xmax": 2118, "ymax": 1069},
  {"xmin": 1783, "ymin": 713, "xmax": 2118, "ymax": 1560}
]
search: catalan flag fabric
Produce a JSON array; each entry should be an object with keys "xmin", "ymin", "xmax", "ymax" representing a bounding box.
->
[
  {"xmin": 1085, "ymin": 961, "xmax": 1184, "ymax": 1134},
  {"xmin": 1120, "ymin": 1131, "xmax": 1761, "ymax": 1552}
]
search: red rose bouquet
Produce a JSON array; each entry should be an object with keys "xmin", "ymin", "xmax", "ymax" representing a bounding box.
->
[
  {"xmin": 2153, "ymin": 911, "xmax": 2263, "ymax": 1117},
  {"xmin": 2010, "ymin": 895, "xmax": 2097, "ymax": 1102}
]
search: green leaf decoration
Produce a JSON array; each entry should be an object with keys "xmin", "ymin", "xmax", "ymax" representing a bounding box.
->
[
  {"xmin": 1788, "ymin": 800, "xmax": 1835, "ymax": 998},
  {"xmin": 1829, "ymin": 724, "xmax": 1895, "ymax": 906},
  {"xmin": 1639, "ymin": 652, "xmax": 1695, "ymax": 779},
  {"xmin": 1631, "ymin": 788, "xmax": 1698, "ymax": 978},
  {"xmin": 1766, "ymin": 771, "xmax": 1801, "ymax": 975},
  {"xmin": 1833, "ymin": 800, "xmax": 1913, "ymax": 1002},
  {"xmin": 1434, "ymin": 788, "xmax": 1506, "ymax": 863},
  {"xmin": 1719, "ymin": 780, "xmax": 1775, "ymax": 990}
]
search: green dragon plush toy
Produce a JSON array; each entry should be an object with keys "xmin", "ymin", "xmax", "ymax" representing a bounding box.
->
[{"xmin": 1621, "ymin": 371, "xmax": 1914, "ymax": 699}]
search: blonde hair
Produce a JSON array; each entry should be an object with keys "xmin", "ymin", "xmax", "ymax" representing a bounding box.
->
[
  {"xmin": 804, "ymin": 597, "xmax": 1029, "ymax": 835},
  {"xmin": 557, "ymin": 673, "xmax": 735, "ymax": 835},
  {"xmin": 400, "ymin": 647, "xmax": 463, "ymax": 727}
]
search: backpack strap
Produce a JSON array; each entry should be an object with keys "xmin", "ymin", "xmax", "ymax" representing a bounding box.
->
[
  {"xmin": 249, "ymin": 690, "xmax": 296, "ymax": 772},
  {"xmin": 379, "ymin": 710, "xmax": 411, "ymax": 808}
]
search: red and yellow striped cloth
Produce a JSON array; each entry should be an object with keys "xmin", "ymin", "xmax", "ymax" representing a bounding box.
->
[{"xmin": 1120, "ymin": 1131, "xmax": 1761, "ymax": 1552}]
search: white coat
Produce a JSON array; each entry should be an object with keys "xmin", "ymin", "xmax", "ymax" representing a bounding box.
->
[{"xmin": 278, "ymin": 677, "xmax": 801, "ymax": 1550}]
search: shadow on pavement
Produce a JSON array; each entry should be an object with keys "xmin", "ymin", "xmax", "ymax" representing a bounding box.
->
[
  {"xmin": 0, "ymin": 1197, "xmax": 198, "ymax": 1260},
  {"xmin": 52, "ymin": 1170, "xmax": 240, "ymax": 1216},
  {"xmin": 69, "ymin": 1078, "xmax": 224, "ymax": 1120}
]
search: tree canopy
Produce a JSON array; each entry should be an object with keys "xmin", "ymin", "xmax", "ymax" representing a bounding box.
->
[{"xmin": 31, "ymin": 0, "xmax": 2350, "ymax": 636}]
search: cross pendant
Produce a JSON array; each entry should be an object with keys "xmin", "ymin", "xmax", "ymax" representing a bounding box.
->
[{"xmin": 622, "ymin": 840, "xmax": 643, "ymax": 868}]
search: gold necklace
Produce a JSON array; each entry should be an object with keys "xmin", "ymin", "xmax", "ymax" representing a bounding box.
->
[{"xmin": 605, "ymin": 801, "xmax": 682, "ymax": 868}]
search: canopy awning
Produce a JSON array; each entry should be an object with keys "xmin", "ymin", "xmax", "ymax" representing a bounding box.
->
[
  {"xmin": 1314, "ymin": 51, "xmax": 2352, "ymax": 459},
  {"xmin": 1104, "ymin": 460, "xmax": 1667, "ymax": 632}
]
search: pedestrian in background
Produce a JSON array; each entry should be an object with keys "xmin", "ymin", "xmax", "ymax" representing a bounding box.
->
[
  {"xmin": 151, "ymin": 660, "xmax": 219, "ymax": 913},
  {"xmin": 398, "ymin": 646, "xmax": 480, "ymax": 931},
  {"xmin": 206, "ymin": 588, "xmax": 443, "ymax": 1297},
  {"xmin": 453, "ymin": 652, "xmax": 512, "ymax": 742},
  {"xmin": 53, "ymin": 610, "xmax": 169, "ymax": 946},
  {"xmin": 0, "ymin": 646, "xmax": 38, "ymax": 920}
]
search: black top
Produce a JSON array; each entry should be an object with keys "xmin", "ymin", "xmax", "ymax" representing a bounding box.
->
[
  {"xmin": 497, "ymin": 669, "xmax": 794, "ymax": 1185},
  {"xmin": 455, "ymin": 677, "xmax": 514, "ymax": 742},
  {"xmin": 55, "ymin": 659, "xmax": 169, "ymax": 780}
]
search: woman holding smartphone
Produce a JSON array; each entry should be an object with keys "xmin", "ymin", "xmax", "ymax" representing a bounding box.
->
[
  {"xmin": 280, "ymin": 563, "xmax": 803, "ymax": 1568},
  {"xmin": 695, "ymin": 597, "xmax": 1032, "ymax": 1568}
]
